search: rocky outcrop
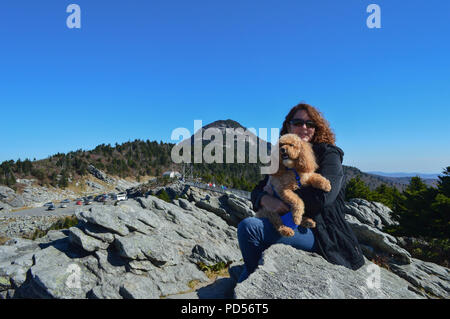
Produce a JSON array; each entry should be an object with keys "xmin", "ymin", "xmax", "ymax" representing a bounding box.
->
[
  {"xmin": 344, "ymin": 198, "xmax": 398, "ymax": 230},
  {"xmin": 234, "ymin": 245, "xmax": 422, "ymax": 299},
  {"xmin": 86, "ymin": 165, "xmax": 140, "ymax": 192},
  {"xmin": 147, "ymin": 181, "xmax": 255, "ymax": 227},
  {"xmin": 0, "ymin": 215, "xmax": 65, "ymax": 238},
  {"xmin": 1, "ymin": 182, "xmax": 78, "ymax": 209},
  {"xmin": 0, "ymin": 202, "xmax": 12, "ymax": 213},
  {"xmin": 344, "ymin": 214, "xmax": 412, "ymax": 264},
  {"xmin": 389, "ymin": 258, "xmax": 450, "ymax": 298},
  {"xmin": 0, "ymin": 194, "xmax": 242, "ymax": 299},
  {"xmin": 344, "ymin": 198, "xmax": 411, "ymax": 263},
  {"xmin": 343, "ymin": 199, "xmax": 449, "ymax": 298},
  {"xmin": 0, "ymin": 186, "xmax": 25, "ymax": 208},
  {"xmin": 87, "ymin": 165, "xmax": 116, "ymax": 185},
  {"xmin": 0, "ymin": 183, "xmax": 449, "ymax": 299}
]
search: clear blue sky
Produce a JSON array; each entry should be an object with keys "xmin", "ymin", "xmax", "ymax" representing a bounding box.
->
[{"xmin": 0, "ymin": 0, "xmax": 449, "ymax": 174}]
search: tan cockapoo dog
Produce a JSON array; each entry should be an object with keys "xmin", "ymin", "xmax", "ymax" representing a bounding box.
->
[{"xmin": 256, "ymin": 133, "xmax": 331, "ymax": 237}]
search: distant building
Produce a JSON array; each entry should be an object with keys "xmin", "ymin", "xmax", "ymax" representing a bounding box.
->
[{"xmin": 162, "ymin": 171, "xmax": 182, "ymax": 179}]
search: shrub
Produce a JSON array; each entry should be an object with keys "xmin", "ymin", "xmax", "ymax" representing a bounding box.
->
[
  {"xmin": 196, "ymin": 261, "xmax": 232, "ymax": 280},
  {"xmin": 0, "ymin": 235, "xmax": 10, "ymax": 246},
  {"xmin": 156, "ymin": 189, "xmax": 171, "ymax": 203},
  {"xmin": 25, "ymin": 216, "xmax": 79, "ymax": 240}
]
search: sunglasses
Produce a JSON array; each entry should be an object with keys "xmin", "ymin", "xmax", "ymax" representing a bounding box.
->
[{"xmin": 289, "ymin": 118, "xmax": 316, "ymax": 129}]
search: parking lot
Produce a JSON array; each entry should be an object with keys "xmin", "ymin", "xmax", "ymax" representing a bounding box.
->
[{"xmin": 0, "ymin": 198, "xmax": 123, "ymax": 218}]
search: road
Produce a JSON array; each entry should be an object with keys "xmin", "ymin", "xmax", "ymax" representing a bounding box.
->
[
  {"xmin": 0, "ymin": 180, "xmax": 251, "ymax": 219},
  {"xmin": 0, "ymin": 200, "xmax": 116, "ymax": 218}
]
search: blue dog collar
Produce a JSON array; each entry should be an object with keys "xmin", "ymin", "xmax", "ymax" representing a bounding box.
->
[{"xmin": 271, "ymin": 168, "xmax": 302, "ymax": 199}]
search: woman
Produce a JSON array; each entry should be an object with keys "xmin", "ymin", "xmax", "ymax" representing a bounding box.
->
[{"xmin": 237, "ymin": 102, "xmax": 365, "ymax": 283}]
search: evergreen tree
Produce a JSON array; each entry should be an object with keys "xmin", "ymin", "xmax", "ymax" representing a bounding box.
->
[
  {"xmin": 393, "ymin": 177, "xmax": 438, "ymax": 237},
  {"xmin": 344, "ymin": 176, "xmax": 373, "ymax": 201},
  {"xmin": 430, "ymin": 167, "xmax": 450, "ymax": 238},
  {"xmin": 156, "ymin": 189, "xmax": 171, "ymax": 203},
  {"xmin": 59, "ymin": 170, "xmax": 69, "ymax": 188},
  {"xmin": 437, "ymin": 167, "xmax": 450, "ymax": 197},
  {"xmin": 371, "ymin": 183, "xmax": 404, "ymax": 210}
]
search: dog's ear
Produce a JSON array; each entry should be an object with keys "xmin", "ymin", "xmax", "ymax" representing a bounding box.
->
[
  {"xmin": 269, "ymin": 141, "xmax": 283, "ymax": 177},
  {"xmin": 295, "ymin": 141, "xmax": 318, "ymax": 172}
]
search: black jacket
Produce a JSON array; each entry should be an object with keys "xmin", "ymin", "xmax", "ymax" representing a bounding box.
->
[{"xmin": 251, "ymin": 143, "xmax": 365, "ymax": 270}]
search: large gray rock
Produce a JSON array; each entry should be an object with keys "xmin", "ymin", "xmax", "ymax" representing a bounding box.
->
[
  {"xmin": 78, "ymin": 221, "xmax": 115, "ymax": 244},
  {"xmin": 190, "ymin": 241, "xmax": 242, "ymax": 267},
  {"xmin": 0, "ymin": 201, "xmax": 12, "ymax": 213},
  {"xmin": 143, "ymin": 262, "xmax": 209, "ymax": 297},
  {"xmin": 153, "ymin": 183, "xmax": 252, "ymax": 226},
  {"xmin": 0, "ymin": 186, "xmax": 25, "ymax": 208},
  {"xmin": 345, "ymin": 199, "xmax": 398, "ymax": 230},
  {"xmin": 388, "ymin": 258, "xmax": 450, "ymax": 298},
  {"xmin": 119, "ymin": 272, "xmax": 159, "ymax": 299},
  {"xmin": 195, "ymin": 195, "xmax": 240, "ymax": 226},
  {"xmin": 28, "ymin": 246, "xmax": 98, "ymax": 298},
  {"xmin": 226, "ymin": 193, "xmax": 255, "ymax": 220},
  {"xmin": 68, "ymin": 227, "xmax": 109, "ymax": 252},
  {"xmin": 89, "ymin": 284, "xmax": 123, "ymax": 299},
  {"xmin": 234, "ymin": 245, "xmax": 423, "ymax": 299},
  {"xmin": 76, "ymin": 207, "xmax": 130, "ymax": 236},
  {"xmin": 114, "ymin": 232, "xmax": 181, "ymax": 266},
  {"xmin": 345, "ymin": 214, "xmax": 412, "ymax": 264},
  {"xmin": 87, "ymin": 165, "xmax": 116, "ymax": 184}
]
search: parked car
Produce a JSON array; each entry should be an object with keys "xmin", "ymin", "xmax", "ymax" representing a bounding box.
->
[
  {"xmin": 84, "ymin": 200, "xmax": 92, "ymax": 205},
  {"xmin": 96, "ymin": 194, "xmax": 108, "ymax": 202},
  {"xmin": 43, "ymin": 202, "xmax": 53, "ymax": 207},
  {"xmin": 47, "ymin": 204, "xmax": 56, "ymax": 211},
  {"xmin": 117, "ymin": 192, "xmax": 127, "ymax": 201},
  {"xmin": 108, "ymin": 193, "xmax": 117, "ymax": 200},
  {"xmin": 60, "ymin": 204, "xmax": 68, "ymax": 208},
  {"xmin": 61, "ymin": 199, "xmax": 70, "ymax": 203},
  {"xmin": 76, "ymin": 201, "xmax": 82, "ymax": 206}
]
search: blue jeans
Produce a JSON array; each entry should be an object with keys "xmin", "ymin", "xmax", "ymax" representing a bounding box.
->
[{"xmin": 237, "ymin": 217, "xmax": 316, "ymax": 283}]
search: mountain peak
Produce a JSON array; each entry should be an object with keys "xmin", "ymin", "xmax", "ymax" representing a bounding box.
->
[{"xmin": 202, "ymin": 119, "xmax": 247, "ymax": 131}]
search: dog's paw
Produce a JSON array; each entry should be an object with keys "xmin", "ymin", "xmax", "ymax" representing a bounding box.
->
[
  {"xmin": 293, "ymin": 215, "xmax": 302, "ymax": 225},
  {"xmin": 301, "ymin": 218, "xmax": 316, "ymax": 228},
  {"xmin": 279, "ymin": 226, "xmax": 295, "ymax": 237},
  {"xmin": 322, "ymin": 179, "xmax": 331, "ymax": 192}
]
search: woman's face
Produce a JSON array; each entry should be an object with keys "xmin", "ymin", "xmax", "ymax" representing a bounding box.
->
[{"xmin": 288, "ymin": 109, "xmax": 316, "ymax": 142}]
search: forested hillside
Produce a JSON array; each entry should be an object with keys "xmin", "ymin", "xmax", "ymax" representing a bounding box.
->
[{"xmin": 0, "ymin": 139, "xmax": 174, "ymax": 189}]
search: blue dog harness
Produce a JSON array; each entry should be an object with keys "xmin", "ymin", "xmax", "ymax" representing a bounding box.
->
[{"xmin": 271, "ymin": 168, "xmax": 302, "ymax": 230}]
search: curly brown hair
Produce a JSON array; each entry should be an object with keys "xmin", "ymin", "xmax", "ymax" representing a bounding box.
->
[{"xmin": 280, "ymin": 103, "xmax": 336, "ymax": 145}]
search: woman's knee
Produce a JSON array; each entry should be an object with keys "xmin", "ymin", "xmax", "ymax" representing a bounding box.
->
[
  {"xmin": 237, "ymin": 217, "xmax": 264, "ymax": 238},
  {"xmin": 238, "ymin": 217, "xmax": 262, "ymax": 230}
]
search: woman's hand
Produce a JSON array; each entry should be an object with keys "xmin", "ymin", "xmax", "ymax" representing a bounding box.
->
[
  {"xmin": 260, "ymin": 195, "xmax": 290, "ymax": 215},
  {"xmin": 260, "ymin": 180, "xmax": 290, "ymax": 215}
]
